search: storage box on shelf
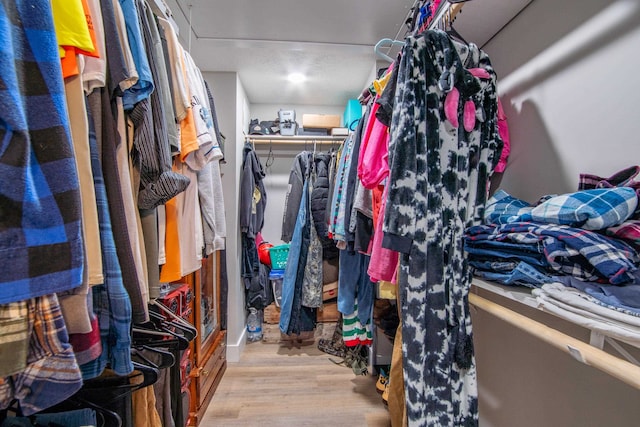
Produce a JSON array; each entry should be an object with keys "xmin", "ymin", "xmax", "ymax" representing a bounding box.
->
[{"xmin": 302, "ymin": 113, "xmax": 341, "ymax": 129}]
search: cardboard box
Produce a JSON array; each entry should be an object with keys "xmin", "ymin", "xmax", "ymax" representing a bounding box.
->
[
  {"xmin": 317, "ymin": 301, "xmax": 339, "ymax": 323},
  {"xmin": 322, "ymin": 281, "xmax": 338, "ymax": 301},
  {"xmin": 263, "ymin": 303, "xmax": 281, "ymax": 324},
  {"xmin": 302, "ymin": 114, "xmax": 341, "ymax": 130}
]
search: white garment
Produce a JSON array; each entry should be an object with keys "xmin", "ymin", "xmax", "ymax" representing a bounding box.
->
[
  {"xmin": 81, "ymin": 0, "xmax": 106, "ymax": 94},
  {"xmin": 112, "ymin": 0, "xmax": 139, "ymax": 92},
  {"xmin": 181, "ymin": 50, "xmax": 224, "ymax": 171},
  {"xmin": 157, "ymin": 204, "xmax": 166, "ymax": 266},
  {"xmin": 157, "ymin": 17, "xmax": 190, "ymax": 123},
  {"xmin": 196, "ymin": 161, "xmax": 226, "ymax": 255},
  {"xmin": 176, "ymin": 161, "xmax": 204, "ymax": 277},
  {"xmin": 533, "ymin": 283, "xmax": 640, "ymax": 346}
]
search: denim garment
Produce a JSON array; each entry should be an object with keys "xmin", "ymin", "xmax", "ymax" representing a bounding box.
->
[
  {"xmin": 466, "ymin": 222, "xmax": 638, "ymax": 284},
  {"xmin": 279, "ymin": 182, "xmax": 308, "ymax": 334},
  {"xmin": 470, "ymin": 260, "xmax": 554, "ymax": 288},
  {"xmin": 337, "ymin": 250, "xmax": 375, "ymax": 326},
  {"xmin": 80, "ymin": 105, "xmax": 133, "ymax": 380},
  {"xmin": 553, "ymin": 269, "xmax": 640, "ymax": 316},
  {"xmin": 35, "ymin": 408, "xmax": 96, "ymax": 427},
  {"xmin": 287, "ymin": 179, "xmax": 316, "ymax": 335},
  {"xmin": 464, "ymin": 239, "xmax": 549, "ymax": 268}
]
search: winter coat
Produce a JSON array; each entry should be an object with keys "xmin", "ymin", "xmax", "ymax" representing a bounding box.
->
[
  {"xmin": 240, "ymin": 143, "xmax": 267, "ymax": 238},
  {"xmin": 281, "ymin": 151, "xmax": 311, "ymax": 242}
]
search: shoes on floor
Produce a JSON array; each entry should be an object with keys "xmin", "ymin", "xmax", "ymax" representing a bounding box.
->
[
  {"xmin": 381, "ymin": 379, "xmax": 389, "ymax": 406},
  {"xmin": 376, "ymin": 369, "xmax": 388, "ymax": 394}
]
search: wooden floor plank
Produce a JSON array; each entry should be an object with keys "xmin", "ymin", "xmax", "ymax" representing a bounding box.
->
[{"xmin": 202, "ymin": 340, "xmax": 390, "ymax": 426}]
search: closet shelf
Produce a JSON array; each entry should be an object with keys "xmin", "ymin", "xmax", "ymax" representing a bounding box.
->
[
  {"xmin": 471, "ymin": 278, "xmax": 640, "ymax": 388},
  {"xmin": 469, "ymin": 291, "xmax": 640, "ymax": 391}
]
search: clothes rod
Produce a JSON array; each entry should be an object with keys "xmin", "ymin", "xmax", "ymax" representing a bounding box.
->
[
  {"xmin": 429, "ymin": 1, "xmax": 465, "ymax": 30},
  {"xmin": 469, "ymin": 292, "xmax": 640, "ymax": 390},
  {"xmin": 246, "ymin": 135, "xmax": 346, "ymax": 144}
]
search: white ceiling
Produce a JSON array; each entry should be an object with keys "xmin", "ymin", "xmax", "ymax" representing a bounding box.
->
[{"xmin": 164, "ymin": 0, "xmax": 416, "ymax": 106}]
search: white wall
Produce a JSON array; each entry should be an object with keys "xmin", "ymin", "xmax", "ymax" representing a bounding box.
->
[
  {"xmin": 202, "ymin": 71, "xmax": 249, "ymax": 362},
  {"xmin": 486, "ymin": 0, "xmax": 640, "ymax": 202},
  {"xmin": 249, "ymin": 103, "xmax": 346, "ymax": 246},
  {"xmin": 473, "ymin": 0, "xmax": 640, "ymax": 425}
]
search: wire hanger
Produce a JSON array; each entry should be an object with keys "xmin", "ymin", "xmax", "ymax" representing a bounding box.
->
[{"xmin": 265, "ymin": 139, "xmax": 275, "ymax": 168}]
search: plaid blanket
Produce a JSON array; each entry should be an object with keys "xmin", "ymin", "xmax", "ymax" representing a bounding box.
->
[{"xmin": 485, "ymin": 188, "xmax": 636, "ymax": 230}]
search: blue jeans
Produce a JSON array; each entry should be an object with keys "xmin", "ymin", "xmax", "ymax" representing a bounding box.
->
[
  {"xmin": 337, "ymin": 250, "xmax": 374, "ymax": 326},
  {"xmin": 470, "ymin": 260, "xmax": 554, "ymax": 287},
  {"xmin": 464, "ymin": 239, "xmax": 549, "ymax": 268},
  {"xmin": 279, "ymin": 183, "xmax": 308, "ymax": 334}
]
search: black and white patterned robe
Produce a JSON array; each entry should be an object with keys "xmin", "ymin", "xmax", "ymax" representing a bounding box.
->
[{"xmin": 382, "ymin": 30, "xmax": 503, "ymax": 426}]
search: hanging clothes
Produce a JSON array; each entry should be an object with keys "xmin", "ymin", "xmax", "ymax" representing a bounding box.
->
[
  {"xmin": 382, "ymin": 30, "xmax": 503, "ymax": 426},
  {"xmin": 0, "ymin": 0, "xmax": 84, "ymax": 303},
  {"xmin": 241, "ymin": 143, "xmax": 268, "ymax": 309},
  {"xmin": 278, "ymin": 177, "xmax": 317, "ymax": 335}
]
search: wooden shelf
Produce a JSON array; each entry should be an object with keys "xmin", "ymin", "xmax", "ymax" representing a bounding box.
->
[{"xmin": 471, "ymin": 278, "xmax": 640, "ymax": 353}]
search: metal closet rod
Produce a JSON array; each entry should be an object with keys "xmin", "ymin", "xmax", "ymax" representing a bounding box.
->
[
  {"xmin": 429, "ymin": 0, "xmax": 466, "ymax": 31},
  {"xmin": 246, "ymin": 135, "xmax": 346, "ymax": 144},
  {"xmin": 469, "ymin": 293, "xmax": 640, "ymax": 390}
]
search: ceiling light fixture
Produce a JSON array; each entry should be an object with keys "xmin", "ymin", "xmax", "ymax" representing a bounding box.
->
[{"xmin": 287, "ymin": 73, "xmax": 306, "ymax": 83}]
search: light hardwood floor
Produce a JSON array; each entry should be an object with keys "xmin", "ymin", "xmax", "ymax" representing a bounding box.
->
[{"xmin": 201, "ymin": 339, "xmax": 391, "ymax": 426}]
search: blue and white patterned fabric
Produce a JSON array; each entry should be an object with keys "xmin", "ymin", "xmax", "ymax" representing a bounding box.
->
[
  {"xmin": 485, "ymin": 188, "xmax": 637, "ymax": 230},
  {"xmin": 520, "ymin": 188, "xmax": 637, "ymax": 230},
  {"xmin": 484, "ymin": 189, "xmax": 533, "ymax": 225},
  {"xmin": 466, "ymin": 222, "xmax": 639, "ymax": 285}
]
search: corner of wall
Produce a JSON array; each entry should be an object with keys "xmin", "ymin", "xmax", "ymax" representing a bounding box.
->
[{"xmin": 225, "ymin": 327, "xmax": 246, "ymax": 363}]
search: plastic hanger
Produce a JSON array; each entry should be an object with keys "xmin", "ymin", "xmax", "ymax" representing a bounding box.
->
[
  {"xmin": 136, "ymin": 345, "xmax": 175, "ymax": 369},
  {"xmin": 148, "ymin": 310, "xmax": 197, "ymax": 342},
  {"xmin": 374, "ymin": 38, "xmax": 404, "ymax": 63},
  {"xmin": 150, "ymin": 299, "xmax": 198, "ymax": 335},
  {"xmin": 131, "ymin": 346, "xmax": 175, "ymax": 370},
  {"xmin": 148, "ymin": 304, "xmax": 197, "ymax": 339}
]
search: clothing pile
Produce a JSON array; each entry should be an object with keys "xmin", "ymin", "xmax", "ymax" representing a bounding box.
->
[{"xmin": 466, "ymin": 166, "xmax": 640, "ymax": 345}]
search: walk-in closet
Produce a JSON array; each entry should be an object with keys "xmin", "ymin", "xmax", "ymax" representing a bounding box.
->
[{"xmin": 1, "ymin": 0, "xmax": 640, "ymax": 426}]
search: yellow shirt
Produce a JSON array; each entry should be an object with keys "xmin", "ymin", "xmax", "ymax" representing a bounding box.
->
[{"xmin": 51, "ymin": 0, "xmax": 98, "ymax": 77}]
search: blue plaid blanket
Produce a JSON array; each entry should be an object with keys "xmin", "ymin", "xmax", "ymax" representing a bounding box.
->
[{"xmin": 485, "ymin": 188, "xmax": 637, "ymax": 230}]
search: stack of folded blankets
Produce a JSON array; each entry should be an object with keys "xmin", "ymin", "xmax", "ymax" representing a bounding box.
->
[{"xmin": 465, "ymin": 166, "xmax": 640, "ymax": 344}]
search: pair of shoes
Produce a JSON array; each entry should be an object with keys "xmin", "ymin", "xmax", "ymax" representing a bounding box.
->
[
  {"xmin": 381, "ymin": 378, "xmax": 390, "ymax": 406},
  {"xmin": 376, "ymin": 369, "xmax": 388, "ymax": 394},
  {"xmin": 318, "ymin": 337, "xmax": 346, "ymax": 358}
]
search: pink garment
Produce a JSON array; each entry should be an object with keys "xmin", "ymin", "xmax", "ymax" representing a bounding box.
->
[
  {"xmin": 368, "ymin": 185, "xmax": 399, "ymax": 283},
  {"xmin": 495, "ymin": 98, "xmax": 511, "ymax": 173},
  {"xmin": 358, "ymin": 100, "xmax": 391, "ymax": 189}
]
